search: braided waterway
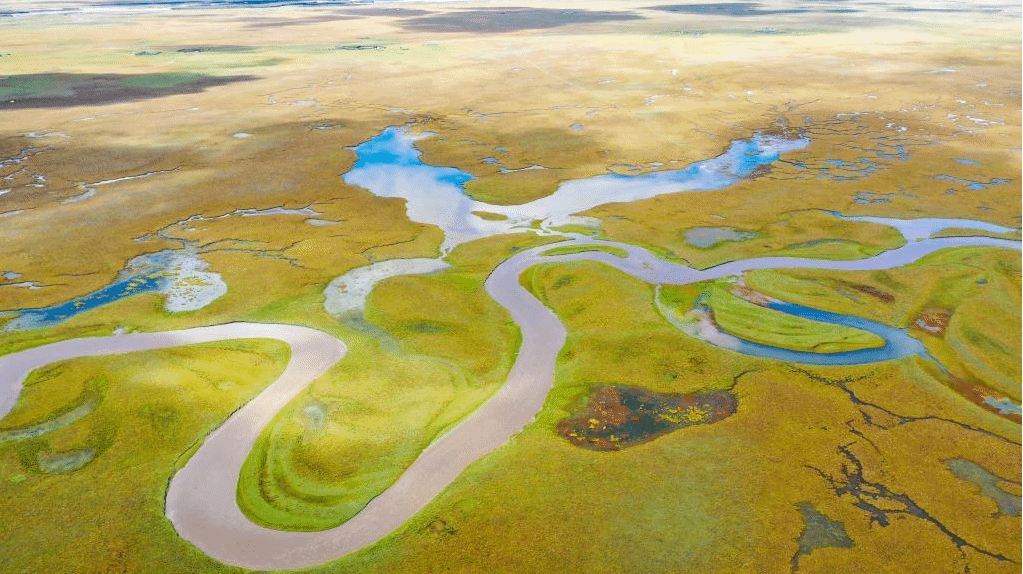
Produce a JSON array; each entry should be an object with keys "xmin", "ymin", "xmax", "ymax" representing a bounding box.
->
[{"xmin": 0, "ymin": 233, "xmax": 1018, "ymax": 570}]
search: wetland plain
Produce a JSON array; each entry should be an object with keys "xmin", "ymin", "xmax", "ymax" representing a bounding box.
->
[{"xmin": 0, "ymin": 0, "xmax": 1020, "ymax": 572}]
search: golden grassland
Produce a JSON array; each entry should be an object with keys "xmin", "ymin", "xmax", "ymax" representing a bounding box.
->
[
  {"xmin": 521, "ymin": 260, "xmax": 758, "ymax": 393},
  {"xmin": 2, "ymin": 1, "xmax": 1020, "ymax": 307}
]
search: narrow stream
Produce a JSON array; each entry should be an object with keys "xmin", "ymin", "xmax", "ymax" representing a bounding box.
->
[{"xmin": 0, "ymin": 125, "xmax": 1019, "ymax": 570}]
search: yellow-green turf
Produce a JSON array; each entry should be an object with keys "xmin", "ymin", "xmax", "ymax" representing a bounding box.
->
[
  {"xmin": 235, "ymin": 233, "xmax": 556, "ymax": 531},
  {"xmin": 0, "ymin": 7, "xmax": 1018, "ymax": 570},
  {"xmin": 0, "ymin": 340, "xmax": 289, "ymax": 574},
  {"xmin": 540, "ymin": 244, "xmax": 628, "ymax": 258},
  {"xmin": 322, "ymin": 257, "xmax": 1019, "ymax": 574},
  {"xmin": 701, "ymin": 284, "xmax": 886, "ymax": 353},
  {"xmin": 746, "ymin": 247, "xmax": 1021, "ymax": 401}
]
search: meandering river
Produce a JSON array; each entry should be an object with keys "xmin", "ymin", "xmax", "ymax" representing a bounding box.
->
[
  {"xmin": 1, "ymin": 233, "xmax": 1018, "ymax": 570},
  {"xmin": 1, "ymin": 125, "xmax": 1020, "ymax": 569}
]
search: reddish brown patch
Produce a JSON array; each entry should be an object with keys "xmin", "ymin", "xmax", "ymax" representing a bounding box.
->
[
  {"xmin": 911, "ymin": 308, "xmax": 951, "ymax": 335},
  {"xmin": 746, "ymin": 164, "xmax": 773, "ymax": 180},
  {"xmin": 556, "ymin": 385, "xmax": 736, "ymax": 451},
  {"xmin": 837, "ymin": 281, "xmax": 895, "ymax": 303},
  {"xmin": 732, "ymin": 285, "xmax": 773, "ymax": 306},
  {"xmin": 946, "ymin": 375, "xmax": 1022, "ymax": 424}
]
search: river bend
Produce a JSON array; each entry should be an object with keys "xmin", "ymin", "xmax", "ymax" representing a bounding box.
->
[{"xmin": 0, "ymin": 236, "xmax": 1018, "ymax": 570}]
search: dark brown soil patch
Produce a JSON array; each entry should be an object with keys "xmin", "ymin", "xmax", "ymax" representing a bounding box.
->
[
  {"xmin": 557, "ymin": 385, "xmax": 736, "ymax": 451},
  {"xmin": 745, "ymin": 163, "xmax": 772, "ymax": 179},
  {"xmin": 0, "ymin": 73, "xmax": 258, "ymax": 110},
  {"xmin": 837, "ymin": 280, "xmax": 894, "ymax": 303},
  {"xmin": 732, "ymin": 284, "xmax": 773, "ymax": 305},
  {"xmin": 946, "ymin": 374, "xmax": 1021, "ymax": 424},
  {"xmin": 425, "ymin": 518, "xmax": 456, "ymax": 538}
]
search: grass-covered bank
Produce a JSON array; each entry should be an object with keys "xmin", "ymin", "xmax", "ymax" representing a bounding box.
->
[
  {"xmin": 326, "ymin": 255, "xmax": 1018, "ymax": 574},
  {"xmin": 235, "ymin": 233, "xmax": 555, "ymax": 531},
  {"xmin": 698, "ymin": 284, "xmax": 884, "ymax": 353},
  {"xmin": 0, "ymin": 340, "xmax": 288, "ymax": 574}
]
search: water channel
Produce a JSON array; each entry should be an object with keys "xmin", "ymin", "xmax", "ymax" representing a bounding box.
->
[{"xmin": 0, "ymin": 125, "xmax": 1019, "ymax": 570}]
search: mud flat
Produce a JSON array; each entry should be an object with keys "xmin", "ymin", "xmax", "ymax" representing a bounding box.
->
[{"xmin": 323, "ymin": 257, "xmax": 451, "ymax": 317}]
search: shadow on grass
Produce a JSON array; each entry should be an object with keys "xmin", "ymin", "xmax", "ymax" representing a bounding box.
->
[
  {"xmin": 0, "ymin": 72, "xmax": 259, "ymax": 109},
  {"xmin": 396, "ymin": 7, "xmax": 643, "ymax": 33}
]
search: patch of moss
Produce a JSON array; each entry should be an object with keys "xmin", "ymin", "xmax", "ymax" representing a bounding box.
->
[{"xmin": 557, "ymin": 385, "xmax": 736, "ymax": 450}]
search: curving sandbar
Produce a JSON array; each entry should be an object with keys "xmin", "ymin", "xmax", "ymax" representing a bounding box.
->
[{"xmin": 0, "ymin": 236, "xmax": 1018, "ymax": 570}]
